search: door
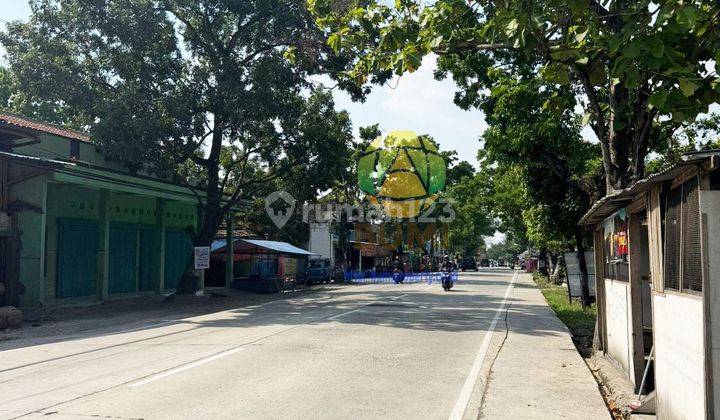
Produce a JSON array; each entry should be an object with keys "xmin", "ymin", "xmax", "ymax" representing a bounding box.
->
[
  {"xmin": 57, "ymin": 220, "xmax": 98, "ymax": 298},
  {"xmin": 139, "ymin": 228, "xmax": 158, "ymax": 291},
  {"xmin": 108, "ymin": 223, "xmax": 138, "ymax": 294}
]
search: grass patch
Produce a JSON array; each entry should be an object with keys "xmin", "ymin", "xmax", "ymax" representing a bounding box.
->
[{"xmin": 533, "ymin": 272, "xmax": 597, "ymax": 355}]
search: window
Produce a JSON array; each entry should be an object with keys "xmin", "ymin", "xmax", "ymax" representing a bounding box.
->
[
  {"xmin": 70, "ymin": 140, "xmax": 80, "ymax": 160},
  {"xmin": 663, "ymin": 176, "xmax": 702, "ymax": 293},
  {"xmin": 603, "ymin": 210, "xmax": 628, "ymax": 281}
]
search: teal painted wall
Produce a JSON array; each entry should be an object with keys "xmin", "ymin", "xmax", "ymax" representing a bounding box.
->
[
  {"xmin": 44, "ymin": 182, "xmax": 199, "ymax": 302},
  {"xmin": 9, "ymin": 172, "xmax": 47, "ymax": 308}
]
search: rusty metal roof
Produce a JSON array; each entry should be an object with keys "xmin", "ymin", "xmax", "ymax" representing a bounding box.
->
[{"xmin": 0, "ymin": 113, "xmax": 91, "ymax": 143}]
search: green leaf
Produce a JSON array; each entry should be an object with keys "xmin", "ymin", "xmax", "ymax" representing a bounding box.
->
[
  {"xmin": 566, "ymin": 0, "xmax": 590, "ymax": 13},
  {"xmin": 676, "ymin": 6, "xmax": 697, "ymax": 29},
  {"xmin": 581, "ymin": 112, "xmax": 592, "ymax": 125},
  {"xmin": 572, "ymin": 26, "xmax": 589, "ymax": 43},
  {"xmin": 679, "ymin": 78, "xmax": 699, "ymax": 97},
  {"xmin": 622, "ymin": 43, "xmax": 640, "ymax": 59},
  {"xmin": 624, "ymin": 67, "xmax": 641, "ymax": 89},
  {"xmin": 647, "ymin": 37, "xmax": 664, "ymax": 58},
  {"xmin": 575, "ymin": 56, "xmax": 589, "ymax": 65},
  {"xmin": 550, "ymin": 47, "xmax": 579, "ymax": 61},
  {"xmin": 655, "ymin": 5, "xmax": 674, "ymax": 26},
  {"xmin": 428, "ymin": 35, "xmax": 444, "ymax": 49},
  {"xmin": 282, "ymin": 47, "xmax": 297, "ymax": 64},
  {"xmin": 542, "ymin": 63, "xmax": 570, "ymax": 85},
  {"xmin": 328, "ymin": 33, "xmax": 341, "ymax": 53},
  {"xmin": 648, "ymin": 90, "xmax": 668, "ymax": 109},
  {"xmin": 505, "ymin": 18, "xmax": 519, "ymax": 36}
]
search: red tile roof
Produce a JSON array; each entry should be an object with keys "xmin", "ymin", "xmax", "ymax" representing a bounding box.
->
[{"xmin": 0, "ymin": 113, "xmax": 91, "ymax": 143}]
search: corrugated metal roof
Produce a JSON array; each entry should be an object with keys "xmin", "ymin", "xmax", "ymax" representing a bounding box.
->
[
  {"xmin": 0, "ymin": 113, "xmax": 91, "ymax": 143},
  {"xmin": 580, "ymin": 154, "xmax": 716, "ymax": 225},
  {"xmin": 212, "ymin": 238, "xmax": 317, "ymax": 256},
  {"xmin": 0, "ymin": 150, "xmax": 75, "ymax": 167}
]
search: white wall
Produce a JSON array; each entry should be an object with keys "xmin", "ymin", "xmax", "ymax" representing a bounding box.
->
[
  {"xmin": 654, "ymin": 293, "xmax": 705, "ymax": 420},
  {"xmin": 309, "ymin": 222, "xmax": 332, "ymax": 263},
  {"xmin": 604, "ymin": 279, "xmax": 633, "ymax": 376},
  {"xmin": 701, "ymin": 190, "xmax": 720, "ymax": 420}
]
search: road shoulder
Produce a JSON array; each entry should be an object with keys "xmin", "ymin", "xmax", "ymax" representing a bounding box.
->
[{"xmin": 477, "ymin": 272, "xmax": 609, "ymax": 419}]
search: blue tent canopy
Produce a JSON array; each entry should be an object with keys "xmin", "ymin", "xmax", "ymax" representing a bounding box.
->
[{"xmin": 211, "ymin": 238, "xmax": 317, "ymax": 257}]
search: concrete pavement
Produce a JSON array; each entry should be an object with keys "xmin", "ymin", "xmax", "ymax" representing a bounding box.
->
[
  {"xmin": 480, "ymin": 272, "xmax": 610, "ymax": 419},
  {"xmin": 0, "ymin": 269, "xmax": 608, "ymax": 419}
]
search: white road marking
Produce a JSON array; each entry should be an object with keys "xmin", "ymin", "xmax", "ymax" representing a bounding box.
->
[
  {"xmin": 448, "ymin": 270, "xmax": 518, "ymax": 420},
  {"xmin": 327, "ymin": 307, "xmax": 367, "ymax": 320},
  {"xmin": 127, "ymin": 281, "xmax": 427, "ymax": 386},
  {"xmin": 129, "ymin": 347, "xmax": 245, "ymax": 387}
]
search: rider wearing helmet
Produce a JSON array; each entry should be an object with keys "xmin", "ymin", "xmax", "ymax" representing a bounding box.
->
[{"xmin": 440, "ymin": 255, "xmax": 455, "ymax": 272}]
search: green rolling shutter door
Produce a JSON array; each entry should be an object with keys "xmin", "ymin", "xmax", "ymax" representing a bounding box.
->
[
  {"xmin": 57, "ymin": 220, "xmax": 98, "ymax": 298},
  {"xmin": 164, "ymin": 230, "xmax": 193, "ymax": 290},
  {"xmin": 139, "ymin": 228, "xmax": 158, "ymax": 291},
  {"xmin": 108, "ymin": 224, "xmax": 138, "ymax": 294}
]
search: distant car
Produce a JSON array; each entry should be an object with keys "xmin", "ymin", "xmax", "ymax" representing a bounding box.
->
[
  {"xmin": 460, "ymin": 257, "xmax": 478, "ymax": 271},
  {"xmin": 480, "ymin": 259, "xmax": 490, "ymax": 267},
  {"xmin": 305, "ymin": 258, "xmax": 332, "ymax": 284}
]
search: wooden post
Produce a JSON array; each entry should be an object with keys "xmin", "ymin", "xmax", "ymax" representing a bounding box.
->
[
  {"xmin": 628, "ymin": 213, "xmax": 646, "ymax": 387},
  {"xmin": 225, "ymin": 212, "xmax": 234, "ymax": 287},
  {"xmin": 593, "ymin": 227, "xmax": 608, "ymax": 352},
  {"xmin": 97, "ymin": 189, "xmax": 110, "ymax": 300},
  {"xmin": 156, "ymin": 198, "xmax": 166, "ymax": 293}
]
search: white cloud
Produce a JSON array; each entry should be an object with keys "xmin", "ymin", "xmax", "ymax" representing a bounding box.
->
[{"xmin": 327, "ymin": 55, "xmax": 488, "ymax": 167}]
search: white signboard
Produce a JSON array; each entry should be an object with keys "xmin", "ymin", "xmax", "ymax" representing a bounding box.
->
[
  {"xmin": 563, "ymin": 251, "xmax": 597, "ymax": 298},
  {"xmin": 194, "ymin": 246, "xmax": 210, "ymax": 270}
]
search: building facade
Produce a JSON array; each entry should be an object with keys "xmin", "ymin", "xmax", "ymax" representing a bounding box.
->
[
  {"xmin": 0, "ymin": 114, "xmax": 202, "ymax": 315},
  {"xmin": 582, "ymin": 151, "xmax": 720, "ymax": 418}
]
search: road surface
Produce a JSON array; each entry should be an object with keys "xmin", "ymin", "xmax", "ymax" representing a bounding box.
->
[{"xmin": 0, "ymin": 269, "xmax": 601, "ymax": 419}]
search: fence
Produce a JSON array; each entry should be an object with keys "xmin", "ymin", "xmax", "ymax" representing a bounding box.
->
[{"xmin": 343, "ymin": 271, "xmax": 458, "ymax": 284}]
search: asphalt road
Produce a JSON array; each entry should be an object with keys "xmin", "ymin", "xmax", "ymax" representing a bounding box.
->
[{"xmin": 0, "ymin": 269, "xmax": 520, "ymax": 420}]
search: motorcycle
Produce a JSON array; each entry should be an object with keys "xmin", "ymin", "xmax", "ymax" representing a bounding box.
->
[
  {"xmin": 441, "ymin": 271, "xmax": 454, "ymax": 291},
  {"xmin": 392, "ymin": 269, "xmax": 404, "ymax": 284}
]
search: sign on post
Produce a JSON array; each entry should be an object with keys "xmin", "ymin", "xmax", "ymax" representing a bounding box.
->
[
  {"xmin": 563, "ymin": 251, "xmax": 596, "ymax": 299},
  {"xmin": 194, "ymin": 246, "xmax": 210, "ymax": 270}
]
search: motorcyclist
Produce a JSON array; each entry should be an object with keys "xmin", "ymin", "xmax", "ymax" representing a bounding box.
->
[
  {"xmin": 440, "ymin": 255, "xmax": 455, "ymax": 290},
  {"xmin": 392, "ymin": 256, "xmax": 405, "ymax": 273},
  {"xmin": 440, "ymin": 255, "xmax": 455, "ymax": 272},
  {"xmin": 392, "ymin": 256, "xmax": 405, "ymax": 283}
]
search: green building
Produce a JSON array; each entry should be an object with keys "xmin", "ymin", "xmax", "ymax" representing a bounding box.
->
[{"xmin": 0, "ymin": 114, "xmax": 215, "ymax": 316}]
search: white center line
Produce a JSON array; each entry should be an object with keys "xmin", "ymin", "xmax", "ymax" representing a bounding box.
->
[
  {"xmin": 129, "ymin": 347, "xmax": 245, "ymax": 387},
  {"xmin": 448, "ymin": 270, "xmax": 518, "ymax": 420}
]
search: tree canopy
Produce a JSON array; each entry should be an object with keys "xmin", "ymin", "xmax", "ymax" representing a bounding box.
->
[
  {"xmin": 309, "ymin": 0, "xmax": 720, "ymax": 192},
  {"xmin": 1, "ymin": 0, "xmax": 352, "ymax": 251}
]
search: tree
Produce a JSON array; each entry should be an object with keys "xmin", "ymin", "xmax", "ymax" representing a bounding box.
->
[
  {"xmin": 309, "ymin": 0, "xmax": 720, "ymax": 193},
  {"xmin": 1, "ymin": 0, "xmax": 350, "ymax": 293},
  {"xmin": 479, "ymin": 76, "xmax": 597, "ymax": 302},
  {"xmin": 236, "ymin": 89, "xmax": 355, "ymax": 245},
  {"xmin": 446, "ymin": 172, "xmax": 493, "ymax": 255}
]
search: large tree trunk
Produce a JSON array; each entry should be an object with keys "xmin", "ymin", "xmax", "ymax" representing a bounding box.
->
[
  {"xmin": 576, "ymin": 228, "xmax": 591, "ymax": 308},
  {"xmin": 175, "ymin": 119, "xmax": 225, "ymax": 295},
  {"xmin": 538, "ymin": 247, "xmax": 548, "ymax": 276}
]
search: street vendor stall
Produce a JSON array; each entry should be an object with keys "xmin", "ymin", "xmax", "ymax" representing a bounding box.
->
[{"xmin": 209, "ymin": 238, "xmax": 317, "ymax": 293}]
